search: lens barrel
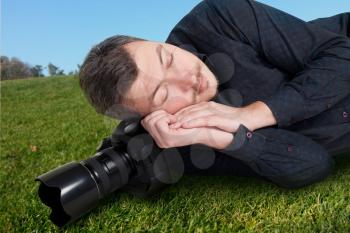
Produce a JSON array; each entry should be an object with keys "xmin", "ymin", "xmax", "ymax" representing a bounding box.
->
[
  {"xmin": 36, "ymin": 119, "xmax": 172, "ymax": 227},
  {"xmin": 35, "ymin": 147, "xmax": 136, "ymax": 227}
]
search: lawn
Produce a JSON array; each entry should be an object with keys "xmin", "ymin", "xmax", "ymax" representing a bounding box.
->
[{"xmin": 1, "ymin": 76, "xmax": 349, "ymax": 232}]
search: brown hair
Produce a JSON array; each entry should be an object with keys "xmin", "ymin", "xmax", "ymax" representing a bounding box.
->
[{"xmin": 79, "ymin": 35, "xmax": 146, "ymax": 120}]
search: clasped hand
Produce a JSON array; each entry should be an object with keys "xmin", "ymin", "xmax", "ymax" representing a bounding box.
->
[{"xmin": 141, "ymin": 101, "xmax": 247, "ymax": 149}]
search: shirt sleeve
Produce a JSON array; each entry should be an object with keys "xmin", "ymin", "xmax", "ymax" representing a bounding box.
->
[
  {"xmin": 217, "ymin": 124, "xmax": 335, "ymax": 188},
  {"xmin": 206, "ymin": 0, "xmax": 350, "ymax": 128}
]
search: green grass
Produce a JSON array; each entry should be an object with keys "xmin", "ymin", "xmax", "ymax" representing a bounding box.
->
[{"xmin": 1, "ymin": 76, "xmax": 349, "ymax": 232}]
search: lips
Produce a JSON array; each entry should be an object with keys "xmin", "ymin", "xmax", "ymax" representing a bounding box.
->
[{"xmin": 198, "ymin": 74, "xmax": 207, "ymax": 94}]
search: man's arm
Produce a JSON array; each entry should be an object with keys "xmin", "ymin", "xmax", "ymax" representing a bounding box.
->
[
  {"xmin": 206, "ymin": 0, "xmax": 350, "ymax": 128},
  {"xmin": 241, "ymin": 101, "xmax": 277, "ymax": 131},
  {"xmin": 201, "ymin": 100, "xmax": 276, "ymax": 149}
]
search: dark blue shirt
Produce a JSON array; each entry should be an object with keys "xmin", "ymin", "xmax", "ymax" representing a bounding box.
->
[{"xmin": 165, "ymin": 0, "xmax": 350, "ymax": 148}]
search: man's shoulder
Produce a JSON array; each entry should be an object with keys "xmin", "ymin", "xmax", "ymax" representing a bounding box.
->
[
  {"xmin": 167, "ymin": 0, "xmax": 253, "ymax": 29},
  {"xmin": 205, "ymin": 0, "xmax": 251, "ymax": 11},
  {"xmin": 165, "ymin": 0, "xmax": 254, "ymax": 45},
  {"xmin": 189, "ymin": 0, "xmax": 250, "ymax": 16}
]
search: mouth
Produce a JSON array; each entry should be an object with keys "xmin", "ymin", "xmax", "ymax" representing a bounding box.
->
[{"xmin": 197, "ymin": 73, "xmax": 207, "ymax": 94}]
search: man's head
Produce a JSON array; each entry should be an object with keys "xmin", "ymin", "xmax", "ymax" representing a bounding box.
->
[{"xmin": 79, "ymin": 35, "xmax": 218, "ymax": 119}]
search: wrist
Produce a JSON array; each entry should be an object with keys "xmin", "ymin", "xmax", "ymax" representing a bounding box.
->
[
  {"xmin": 241, "ymin": 101, "xmax": 277, "ymax": 131},
  {"xmin": 215, "ymin": 132, "xmax": 234, "ymax": 150},
  {"xmin": 199, "ymin": 129, "xmax": 234, "ymax": 150}
]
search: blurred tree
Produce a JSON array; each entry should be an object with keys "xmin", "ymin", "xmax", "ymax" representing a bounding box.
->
[
  {"xmin": 0, "ymin": 56, "xmax": 68, "ymax": 80},
  {"xmin": 73, "ymin": 64, "xmax": 81, "ymax": 77},
  {"xmin": 1, "ymin": 56, "xmax": 11, "ymax": 80},
  {"xmin": 1, "ymin": 56, "xmax": 32, "ymax": 80},
  {"xmin": 57, "ymin": 69, "xmax": 65, "ymax": 75},
  {"xmin": 30, "ymin": 65, "xmax": 44, "ymax": 77},
  {"xmin": 12, "ymin": 58, "xmax": 32, "ymax": 79},
  {"xmin": 47, "ymin": 63, "xmax": 58, "ymax": 76}
]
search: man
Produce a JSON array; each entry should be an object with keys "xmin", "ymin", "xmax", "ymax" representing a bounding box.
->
[{"xmin": 79, "ymin": 0, "xmax": 350, "ymax": 188}]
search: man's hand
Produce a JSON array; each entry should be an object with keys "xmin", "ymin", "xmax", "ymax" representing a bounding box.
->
[
  {"xmin": 169, "ymin": 101, "xmax": 245, "ymax": 133},
  {"xmin": 141, "ymin": 109, "xmax": 234, "ymax": 149},
  {"xmin": 170, "ymin": 101, "xmax": 277, "ymax": 132}
]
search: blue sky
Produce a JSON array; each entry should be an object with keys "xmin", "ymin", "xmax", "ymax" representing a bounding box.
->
[{"xmin": 2, "ymin": 0, "xmax": 349, "ymax": 75}]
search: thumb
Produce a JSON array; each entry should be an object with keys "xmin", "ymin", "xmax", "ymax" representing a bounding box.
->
[{"xmin": 168, "ymin": 114, "xmax": 178, "ymax": 124}]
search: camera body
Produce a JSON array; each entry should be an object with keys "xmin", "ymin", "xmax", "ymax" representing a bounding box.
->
[{"xmin": 100, "ymin": 119, "xmax": 171, "ymax": 197}]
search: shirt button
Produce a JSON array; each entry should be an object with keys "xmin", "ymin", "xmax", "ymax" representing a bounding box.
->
[
  {"xmin": 246, "ymin": 132, "xmax": 252, "ymax": 138},
  {"xmin": 287, "ymin": 145, "xmax": 293, "ymax": 152},
  {"xmin": 343, "ymin": 111, "xmax": 348, "ymax": 118}
]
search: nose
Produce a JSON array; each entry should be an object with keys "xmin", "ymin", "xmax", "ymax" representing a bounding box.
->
[{"xmin": 171, "ymin": 70, "xmax": 198, "ymax": 92}]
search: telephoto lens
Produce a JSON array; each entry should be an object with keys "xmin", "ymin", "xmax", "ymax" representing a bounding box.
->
[{"xmin": 35, "ymin": 118, "xmax": 178, "ymax": 227}]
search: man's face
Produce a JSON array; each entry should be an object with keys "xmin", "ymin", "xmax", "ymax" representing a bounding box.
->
[{"xmin": 123, "ymin": 40, "xmax": 218, "ymax": 116}]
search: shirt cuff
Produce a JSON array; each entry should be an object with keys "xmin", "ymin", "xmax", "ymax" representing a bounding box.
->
[
  {"xmin": 217, "ymin": 124, "xmax": 264, "ymax": 162},
  {"xmin": 260, "ymin": 85, "xmax": 305, "ymax": 128}
]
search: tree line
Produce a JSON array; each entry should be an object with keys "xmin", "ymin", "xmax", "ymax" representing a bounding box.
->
[{"xmin": 1, "ymin": 55, "xmax": 80, "ymax": 81}]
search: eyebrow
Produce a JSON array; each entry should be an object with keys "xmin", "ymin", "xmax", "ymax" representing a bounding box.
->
[{"xmin": 150, "ymin": 44, "xmax": 163, "ymax": 102}]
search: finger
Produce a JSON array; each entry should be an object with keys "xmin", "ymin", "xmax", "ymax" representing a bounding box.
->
[
  {"xmin": 175, "ymin": 110, "xmax": 213, "ymax": 127},
  {"xmin": 169, "ymin": 125, "xmax": 203, "ymax": 142},
  {"xmin": 153, "ymin": 115, "xmax": 180, "ymax": 147},
  {"xmin": 182, "ymin": 116, "xmax": 237, "ymax": 133},
  {"xmin": 154, "ymin": 114, "xmax": 172, "ymax": 130},
  {"xmin": 145, "ymin": 114, "xmax": 170, "ymax": 144},
  {"xmin": 168, "ymin": 114, "xmax": 178, "ymax": 124},
  {"xmin": 148, "ymin": 111, "xmax": 169, "ymax": 126},
  {"xmin": 143, "ymin": 109, "xmax": 167, "ymax": 122},
  {"xmin": 181, "ymin": 117, "xmax": 215, "ymax": 129},
  {"xmin": 155, "ymin": 114, "xmax": 179, "ymax": 132},
  {"xmin": 174, "ymin": 102, "xmax": 211, "ymax": 119},
  {"xmin": 174, "ymin": 103, "xmax": 201, "ymax": 116},
  {"xmin": 148, "ymin": 113, "xmax": 177, "ymax": 136},
  {"xmin": 142, "ymin": 112, "xmax": 168, "ymax": 133}
]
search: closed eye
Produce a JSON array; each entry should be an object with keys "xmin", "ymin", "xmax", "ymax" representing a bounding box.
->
[
  {"xmin": 161, "ymin": 84, "xmax": 168, "ymax": 104},
  {"xmin": 154, "ymin": 84, "xmax": 168, "ymax": 106},
  {"xmin": 166, "ymin": 52, "xmax": 173, "ymax": 68},
  {"xmin": 162, "ymin": 46, "xmax": 173, "ymax": 69}
]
